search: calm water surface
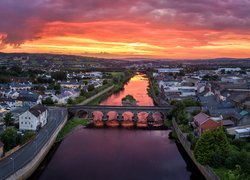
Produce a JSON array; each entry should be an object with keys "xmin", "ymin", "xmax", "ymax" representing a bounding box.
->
[
  {"xmin": 100, "ymin": 73, "xmax": 154, "ymax": 106},
  {"xmin": 40, "ymin": 129, "xmax": 194, "ymax": 180}
]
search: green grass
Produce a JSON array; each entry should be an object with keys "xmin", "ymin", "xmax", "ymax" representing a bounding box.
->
[
  {"xmin": 57, "ymin": 118, "xmax": 89, "ymax": 141},
  {"xmin": 110, "ymin": 72, "xmax": 124, "ymax": 77}
]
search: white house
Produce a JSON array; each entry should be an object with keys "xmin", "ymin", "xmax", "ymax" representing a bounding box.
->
[
  {"xmin": 9, "ymin": 83, "xmax": 32, "ymax": 91},
  {"xmin": 19, "ymin": 105, "xmax": 48, "ymax": 131},
  {"xmin": 51, "ymin": 89, "xmax": 80, "ymax": 104}
]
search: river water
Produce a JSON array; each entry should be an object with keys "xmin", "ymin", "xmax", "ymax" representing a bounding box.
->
[
  {"xmin": 38, "ymin": 73, "xmax": 204, "ymax": 180},
  {"xmin": 100, "ymin": 73, "xmax": 154, "ymax": 106}
]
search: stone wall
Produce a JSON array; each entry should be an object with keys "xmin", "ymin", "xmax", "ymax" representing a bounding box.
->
[{"xmin": 172, "ymin": 120, "xmax": 220, "ymax": 180}]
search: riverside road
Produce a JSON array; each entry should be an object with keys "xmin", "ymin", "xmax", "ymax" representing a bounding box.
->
[{"xmin": 0, "ymin": 107, "xmax": 67, "ymax": 180}]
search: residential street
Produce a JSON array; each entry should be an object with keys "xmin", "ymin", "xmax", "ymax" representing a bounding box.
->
[{"xmin": 0, "ymin": 107, "xmax": 67, "ymax": 180}]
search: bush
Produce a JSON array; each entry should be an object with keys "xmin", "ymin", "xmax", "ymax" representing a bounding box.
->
[{"xmin": 179, "ymin": 124, "xmax": 192, "ymax": 133}]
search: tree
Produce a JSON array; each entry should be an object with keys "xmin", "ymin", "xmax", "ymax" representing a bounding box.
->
[
  {"xmin": 51, "ymin": 71, "xmax": 67, "ymax": 81},
  {"xmin": 54, "ymin": 83, "xmax": 61, "ymax": 91},
  {"xmin": 0, "ymin": 127, "xmax": 18, "ymax": 151},
  {"xmin": 42, "ymin": 97, "xmax": 54, "ymax": 105},
  {"xmin": 103, "ymin": 79, "xmax": 108, "ymax": 85},
  {"xmin": 4, "ymin": 112, "xmax": 14, "ymax": 126},
  {"xmin": 88, "ymin": 84, "xmax": 95, "ymax": 92},
  {"xmin": 67, "ymin": 98, "xmax": 74, "ymax": 104},
  {"xmin": 20, "ymin": 131, "xmax": 35, "ymax": 144},
  {"xmin": 112, "ymin": 77, "xmax": 119, "ymax": 84},
  {"xmin": 194, "ymin": 128, "xmax": 230, "ymax": 166}
]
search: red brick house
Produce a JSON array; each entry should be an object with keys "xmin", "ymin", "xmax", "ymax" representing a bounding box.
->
[{"xmin": 193, "ymin": 112, "xmax": 222, "ymax": 135}]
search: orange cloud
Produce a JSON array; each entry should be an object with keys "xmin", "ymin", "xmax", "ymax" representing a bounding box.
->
[{"xmin": 1, "ymin": 0, "xmax": 250, "ymax": 59}]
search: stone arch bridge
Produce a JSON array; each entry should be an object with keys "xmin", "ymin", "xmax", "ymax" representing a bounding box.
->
[{"xmin": 68, "ymin": 105, "xmax": 172, "ymax": 121}]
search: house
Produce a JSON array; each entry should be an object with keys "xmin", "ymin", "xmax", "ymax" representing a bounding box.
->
[
  {"xmin": 157, "ymin": 68, "xmax": 183, "ymax": 73},
  {"xmin": 11, "ymin": 106, "xmax": 30, "ymax": 124},
  {"xmin": 221, "ymin": 76, "xmax": 245, "ymax": 84},
  {"xmin": 216, "ymin": 68, "xmax": 241, "ymax": 74},
  {"xmin": 0, "ymin": 90, "xmax": 19, "ymax": 99},
  {"xmin": 235, "ymin": 128, "xmax": 250, "ymax": 139},
  {"xmin": 193, "ymin": 112, "xmax": 222, "ymax": 135},
  {"xmin": 19, "ymin": 105, "xmax": 48, "ymax": 131},
  {"xmin": 0, "ymin": 141, "xmax": 3, "ymax": 157},
  {"xmin": 0, "ymin": 98, "xmax": 17, "ymax": 110},
  {"xmin": 16, "ymin": 91, "xmax": 42, "ymax": 107},
  {"xmin": 60, "ymin": 81, "xmax": 83, "ymax": 89},
  {"xmin": 9, "ymin": 82, "xmax": 32, "ymax": 91},
  {"xmin": 51, "ymin": 89, "xmax": 80, "ymax": 104}
]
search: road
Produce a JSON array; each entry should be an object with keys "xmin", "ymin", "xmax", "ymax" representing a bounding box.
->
[{"xmin": 0, "ymin": 107, "xmax": 67, "ymax": 180}]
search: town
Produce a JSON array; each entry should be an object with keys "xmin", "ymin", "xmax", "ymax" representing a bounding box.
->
[{"xmin": 0, "ymin": 54, "xmax": 249, "ymax": 179}]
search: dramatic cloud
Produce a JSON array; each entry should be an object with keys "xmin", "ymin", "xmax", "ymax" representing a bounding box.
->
[{"xmin": 1, "ymin": 0, "xmax": 250, "ymax": 58}]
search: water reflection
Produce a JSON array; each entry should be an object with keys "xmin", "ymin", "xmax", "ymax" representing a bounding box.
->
[
  {"xmin": 40, "ymin": 129, "xmax": 194, "ymax": 180},
  {"xmin": 100, "ymin": 74, "xmax": 154, "ymax": 106},
  {"xmin": 122, "ymin": 111, "xmax": 134, "ymax": 121}
]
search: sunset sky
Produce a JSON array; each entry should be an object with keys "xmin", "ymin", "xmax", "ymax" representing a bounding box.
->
[{"xmin": 1, "ymin": 0, "xmax": 250, "ymax": 59}]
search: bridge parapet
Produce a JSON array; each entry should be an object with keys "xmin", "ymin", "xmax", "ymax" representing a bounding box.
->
[{"xmin": 68, "ymin": 105, "xmax": 172, "ymax": 122}]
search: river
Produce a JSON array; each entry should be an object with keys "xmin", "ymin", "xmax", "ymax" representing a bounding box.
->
[
  {"xmin": 100, "ymin": 73, "xmax": 154, "ymax": 106},
  {"xmin": 36, "ymin": 73, "xmax": 204, "ymax": 180}
]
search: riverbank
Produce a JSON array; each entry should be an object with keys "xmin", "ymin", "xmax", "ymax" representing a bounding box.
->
[
  {"xmin": 56, "ymin": 117, "xmax": 89, "ymax": 142},
  {"xmin": 172, "ymin": 120, "xmax": 219, "ymax": 180},
  {"xmin": 78, "ymin": 85, "xmax": 114, "ymax": 105},
  {"xmin": 88, "ymin": 72, "xmax": 134, "ymax": 105},
  {"xmin": 146, "ymin": 72, "xmax": 163, "ymax": 106}
]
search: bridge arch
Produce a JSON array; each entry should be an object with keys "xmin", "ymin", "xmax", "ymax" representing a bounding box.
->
[
  {"xmin": 92, "ymin": 111, "xmax": 104, "ymax": 127},
  {"xmin": 122, "ymin": 111, "xmax": 134, "ymax": 121},
  {"xmin": 137, "ymin": 112, "xmax": 149, "ymax": 122},
  {"xmin": 152, "ymin": 112, "xmax": 164, "ymax": 127},
  {"xmin": 93, "ymin": 111, "xmax": 104, "ymax": 121},
  {"xmin": 76, "ymin": 110, "xmax": 88, "ymax": 119},
  {"xmin": 106, "ymin": 111, "xmax": 119, "ymax": 127}
]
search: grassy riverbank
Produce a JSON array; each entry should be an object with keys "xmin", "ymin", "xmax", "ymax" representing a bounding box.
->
[
  {"xmin": 87, "ymin": 71, "xmax": 133, "ymax": 105},
  {"xmin": 56, "ymin": 118, "xmax": 89, "ymax": 141}
]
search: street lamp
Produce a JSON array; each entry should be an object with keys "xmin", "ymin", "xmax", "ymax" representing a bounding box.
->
[{"xmin": 10, "ymin": 157, "xmax": 14, "ymax": 172}]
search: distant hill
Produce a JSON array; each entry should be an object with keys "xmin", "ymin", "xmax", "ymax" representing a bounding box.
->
[{"xmin": 0, "ymin": 52, "xmax": 250, "ymax": 68}]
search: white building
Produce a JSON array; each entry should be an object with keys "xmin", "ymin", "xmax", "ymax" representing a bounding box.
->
[
  {"xmin": 157, "ymin": 68, "xmax": 183, "ymax": 73},
  {"xmin": 235, "ymin": 128, "xmax": 250, "ymax": 139},
  {"xmin": 216, "ymin": 68, "xmax": 241, "ymax": 73},
  {"xmin": 51, "ymin": 90, "xmax": 80, "ymax": 104},
  {"xmin": 19, "ymin": 105, "xmax": 48, "ymax": 131},
  {"xmin": 9, "ymin": 83, "xmax": 32, "ymax": 91},
  {"xmin": 221, "ymin": 76, "xmax": 245, "ymax": 84}
]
